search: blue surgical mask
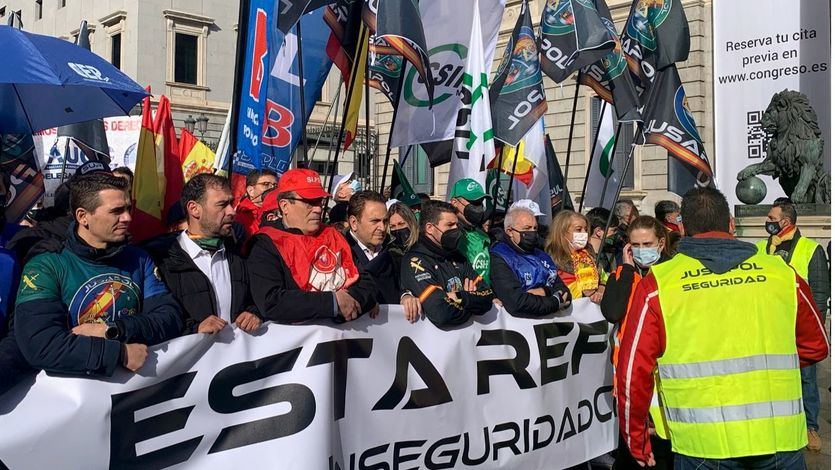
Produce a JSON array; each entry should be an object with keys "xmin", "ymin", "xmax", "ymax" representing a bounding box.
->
[
  {"xmin": 349, "ymin": 180, "xmax": 362, "ymax": 192},
  {"xmin": 633, "ymin": 246, "xmax": 661, "ymax": 267}
]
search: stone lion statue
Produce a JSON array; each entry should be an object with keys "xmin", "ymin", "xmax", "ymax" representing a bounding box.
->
[{"xmin": 737, "ymin": 89, "xmax": 830, "ymax": 204}]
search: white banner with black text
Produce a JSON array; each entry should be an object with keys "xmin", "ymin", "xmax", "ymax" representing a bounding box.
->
[{"xmin": 0, "ymin": 300, "xmax": 616, "ymax": 469}]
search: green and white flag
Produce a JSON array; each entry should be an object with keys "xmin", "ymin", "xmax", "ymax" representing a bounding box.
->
[
  {"xmin": 585, "ymin": 102, "xmax": 620, "ymax": 209},
  {"xmin": 447, "ymin": 0, "xmax": 495, "ymax": 200}
]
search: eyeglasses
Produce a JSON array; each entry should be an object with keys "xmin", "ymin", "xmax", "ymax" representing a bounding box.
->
[
  {"xmin": 284, "ymin": 197, "xmax": 325, "ymax": 208},
  {"xmin": 258, "ymin": 182, "xmax": 277, "ymax": 189}
]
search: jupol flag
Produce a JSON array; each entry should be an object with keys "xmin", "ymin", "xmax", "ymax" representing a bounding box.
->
[
  {"xmin": 179, "ymin": 129, "xmax": 215, "ymax": 182},
  {"xmin": 622, "ymin": 0, "xmax": 690, "ymax": 90},
  {"xmin": 129, "ymin": 93, "xmax": 165, "ymax": 242},
  {"xmin": 578, "ymin": 1, "xmax": 641, "ymax": 122},
  {"xmin": 544, "ymin": 133, "xmax": 574, "ymax": 213},
  {"xmin": 584, "ymin": 102, "xmax": 620, "ymax": 209},
  {"xmin": 489, "ymin": 0, "xmax": 546, "ymax": 146},
  {"xmin": 639, "ymin": 65, "xmax": 714, "ymax": 194},
  {"xmin": 539, "ymin": 0, "xmax": 614, "ymax": 85},
  {"xmin": 447, "ymin": 0, "xmax": 495, "ymax": 199}
]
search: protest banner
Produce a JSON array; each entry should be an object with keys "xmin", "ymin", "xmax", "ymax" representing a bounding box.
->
[
  {"xmin": 0, "ymin": 300, "xmax": 617, "ymax": 469},
  {"xmin": 713, "ymin": 0, "xmax": 830, "ymax": 206}
]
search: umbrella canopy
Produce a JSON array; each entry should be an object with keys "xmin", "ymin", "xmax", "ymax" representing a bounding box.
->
[{"xmin": 0, "ymin": 25, "xmax": 148, "ymax": 134}]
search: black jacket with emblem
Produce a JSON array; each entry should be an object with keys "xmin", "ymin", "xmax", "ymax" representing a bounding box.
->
[
  {"xmin": 400, "ymin": 235, "xmax": 494, "ymax": 326},
  {"xmin": 143, "ymin": 232, "xmax": 261, "ymax": 334},
  {"xmin": 345, "ymin": 231, "xmax": 404, "ymax": 305}
]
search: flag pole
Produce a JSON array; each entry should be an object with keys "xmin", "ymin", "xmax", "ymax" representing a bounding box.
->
[
  {"xmin": 578, "ymin": 100, "xmax": 609, "ymax": 209},
  {"xmin": 364, "ymin": 57, "xmax": 372, "ymax": 185},
  {"xmin": 311, "ymin": 81, "xmax": 342, "ymax": 156},
  {"xmin": 227, "ymin": 0, "xmax": 251, "ymax": 177},
  {"xmin": 296, "ymin": 21, "xmax": 309, "ymax": 166},
  {"xmin": 321, "ymin": 85, "xmax": 342, "ymax": 185},
  {"xmin": 325, "ymin": 25, "xmax": 368, "ymax": 205},
  {"xmin": 378, "ymin": 66, "xmax": 406, "ymax": 194},
  {"xmin": 503, "ymin": 145, "xmax": 520, "ymax": 212},
  {"xmin": 595, "ymin": 138, "xmax": 638, "ymax": 268},
  {"xmin": 596, "ymin": 121, "xmax": 623, "ymax": 208},
  {"xmin": 560, "ymin": 76, "xmax": 581, "ymax": 209}
]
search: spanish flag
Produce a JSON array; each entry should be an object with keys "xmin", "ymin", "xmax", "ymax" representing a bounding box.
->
[
  {"xmin": 342, "ymin": 25, "xmax": 369, "ymax": 151},
  {"xmin": 179, "ymin": 129, "xmax": 215, "ymax": 182},
  {"xmin": 153, "ymin": 95, "xmax": 185, "ymax": 224},
  {"xmin": 129, "ymin": 91, "xmax": 165, "ymax": 242}
]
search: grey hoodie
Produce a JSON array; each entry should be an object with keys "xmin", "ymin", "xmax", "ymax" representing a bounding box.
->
[{"xmin": 676, "ymin": 235, "xmax": 758, "ymax": 274}]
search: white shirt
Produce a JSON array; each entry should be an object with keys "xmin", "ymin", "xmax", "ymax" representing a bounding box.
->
[
  {"xmin": 178, "ymin": 231, "xmax": 233, "ymax": 323},
  {"xmin": 349, "ymin": 231, "xmax": 381, "ymax": 261}
]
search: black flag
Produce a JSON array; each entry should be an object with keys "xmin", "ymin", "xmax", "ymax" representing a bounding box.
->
[
  {"xmin": 621, "ymin": 0, "xmax": 690, "ymax": 90},
  {"xmin": 539, "ymin": 0, "xmax": 613, "ymax": 85},
  {"xmin": 489, "ymin": 0, "xmax": 546, "ymax": 146},
  {"xmin": 57, "ymin": 21, "xmax": 109, "ymax": 157},
  {"xmin": 367, "ymin": 37, "xmax": 403, "ymax": 104},
  {"xmin": 277, "ymin": 0, "xmax": 332, "ymax": 34},
  {"xmin": 578, "ymin": 1, "xmax": 642, "ymax": 122},
  {"xmin": 545, "ymin": 133, "xmax": 574, "ymax": 213},
  {"xmin": 639, "ymin": 66, "xmax": 713, "ymax": 194}
]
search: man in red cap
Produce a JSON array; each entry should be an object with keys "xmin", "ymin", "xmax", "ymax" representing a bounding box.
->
[{"xmin": 247, "ymin": 169, "xmax": 377, "ymax": 322}]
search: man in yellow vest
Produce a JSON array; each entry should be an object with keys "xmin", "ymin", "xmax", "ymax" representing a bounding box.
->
[
  {"xmin": 617, "ymin": 187, "xmax": 828, "ymax": 468},
  {"xmin": 759, "ymin": 198, "xmax": 830, "ymax": 452}
]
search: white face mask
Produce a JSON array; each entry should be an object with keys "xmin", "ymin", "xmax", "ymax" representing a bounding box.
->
[{"xmin": 569, "ymin": 232, "xmax": 588, "ymax": 250}]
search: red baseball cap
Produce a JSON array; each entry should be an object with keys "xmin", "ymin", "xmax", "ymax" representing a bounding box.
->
[{"xmin": 277, "ymin": 168, "xmax": 330, "ymax": 199}]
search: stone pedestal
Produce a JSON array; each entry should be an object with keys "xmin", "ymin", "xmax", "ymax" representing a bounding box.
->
[{"xmin": 734, "ymin": 204, "xmax": 831, "ymax": 245}]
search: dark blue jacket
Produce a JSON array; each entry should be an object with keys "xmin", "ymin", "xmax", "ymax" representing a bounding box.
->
[{"xmin": 14, "ymin": 226, "xmax": 182, "ymax": 377}]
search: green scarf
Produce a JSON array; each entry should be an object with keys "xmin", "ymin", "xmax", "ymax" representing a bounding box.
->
[{"xmin": 188, "ymin": 233, "xmax": 223, "ymax": 252}]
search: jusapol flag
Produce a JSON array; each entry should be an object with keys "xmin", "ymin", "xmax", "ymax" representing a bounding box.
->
[
  {"xmin": 640, "ymin": 66, "xmax": 714, "ymax": 194},
  {"xmin": 585, "ymin": 103, "xmax": 620, "ymax": 209},
  {"xmin": 621, "ymin": 0, "xmax": 690, "ymax": 90},
  {"xmin": 0, "ymin": 134, "xmax": 44, "ymax": 224},
  {"xmin": 447, "ymin": 0, "xmax": 495, "ymax": 199},
  {"xmin": 538, "ymin": 0, "xmax": 614, "ymax": 85},
  {"xmin": 489, "ymin": 0, "xmax": 546, "ymax": 146},
  {"xmin": 578, "ymin": 1, "xmax": 641, "ymax": 122}
]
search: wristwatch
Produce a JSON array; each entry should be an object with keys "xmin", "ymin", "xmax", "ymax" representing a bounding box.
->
[{"xmin": 105, "ymin": 322, "xmax": 121, "ymax": 341}]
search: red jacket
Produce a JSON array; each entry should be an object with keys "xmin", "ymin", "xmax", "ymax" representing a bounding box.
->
[
  {"xmin": 235, "ymin": 197, "xmax": 261, "ymax": 238},
  {"xmin": 616, "ymin": 241, "xmax": 829, "ymax": 462}
]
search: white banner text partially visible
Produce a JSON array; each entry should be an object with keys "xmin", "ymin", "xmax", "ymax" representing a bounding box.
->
[
  {"xmin": 713, "ymin": 0, "xmax": 831, "ymax": 206},
  {"xmin": 0, "ymin": 301, "xmax": 616, "ymax": 469}
]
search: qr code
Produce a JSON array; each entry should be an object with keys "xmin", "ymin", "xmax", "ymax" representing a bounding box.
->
[{"xmin": 746, "ymin": 111, "xmax": 767, "ymax": 159}]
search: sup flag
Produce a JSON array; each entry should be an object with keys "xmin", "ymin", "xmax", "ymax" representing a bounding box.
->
[
  {"xmin": 489, "ymin": 0, "xmax": 546, "ymax": 146},
  {"xmin": 363, "ymin": 0, "xmax": 434, "ymax": 106},
  {"xmin": 0, "ymin": 134, "xmax": 44, "ymax": 224},
  {"xmin": 578, "ymin": 1, "xmax": 641, "ymax": 122},
  {"xmin": 639, "ymin": 66, "xmax": 714, "ymax": 194},
  {"xmin": 585, "ymin": 103, "xmax": 621, "ymax": 208},
  {"xmin": 447, "ymin": 0, "xmax": 495, "ymax": 198},
  {"xmin": 545, "ymin": 133, "xmax": 574, "ymax": 213},
  {"xmin": 621, "ymin": 0, "xmax": 690, "ymax": 90},
  {"xmin": 539, "ymin": 0, "xmax": 614, "ymax": 85}
]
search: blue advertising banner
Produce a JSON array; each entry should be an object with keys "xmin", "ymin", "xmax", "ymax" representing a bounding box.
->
[{"xmin": 233, "ymin": 4, "xmax": 332, "ymax": 177}]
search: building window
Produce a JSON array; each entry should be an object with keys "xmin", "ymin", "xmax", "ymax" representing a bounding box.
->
[
  {"xmin": 61, "ymin": 0, "xmax": 65, "ymax": 7},
  {"xmin": 590, "ymin": 96, "xmax": 635, "ymax": 191},
  {"xmin": 401, "ymin": 145, "xmax": 434, "ymax": 195},
  {"xmin": 0, "ymin": 7, "xmax": 6, "ymax": 19},
  {"xmin": 174, "ymin": 33, "xmax": 198, "ymax": 84},
  {"xmin": 35, "ymin": 0, "xmax": 41, "ymax": 20},
  {"xmin": 111, "ymin": 33, "xmax": 121, "ymax": 68}
]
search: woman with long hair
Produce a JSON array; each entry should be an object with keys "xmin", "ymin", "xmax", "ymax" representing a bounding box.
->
[
  {"xmin": 545, "ymin": 210, "xmax": 605, "ymax": 303},
  {"xmin": 600, "ymin": 215, "xmax": 674, "ymax": 470},
  {"xmin": 384, "ymin": 202, "xmax": 422, "ymax": 322}
]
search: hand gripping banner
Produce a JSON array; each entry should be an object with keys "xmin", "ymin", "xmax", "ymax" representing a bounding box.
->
[{"xmin": 0, "ymin": 300, "xmax": 617, "ymax": 469}]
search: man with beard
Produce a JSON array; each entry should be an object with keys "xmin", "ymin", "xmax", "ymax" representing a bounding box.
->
[
  {"xmin": 490, "ymin": 205, "xmax": 571, "ymax": 317},
  {"xmin": 449, "ymin": 178, "xmax": 493, "ymax": 286},
  {"xmin": 235, "ymin": 168, "xmax": 278, "ymax": 238},
  {"xmin": 14, "ymin": 173, "xmax": 182, "ymax": 377},
  {"xmin": 146, "ymin": 174, "xmax": 262, "ymax": 335},
  {"xmin": 400, "ymin": 201, "xmax": 494, "ymax": 327},
  {"xmin": 248, "ymin": 169, "xmax": 377, "ymax": 323}
]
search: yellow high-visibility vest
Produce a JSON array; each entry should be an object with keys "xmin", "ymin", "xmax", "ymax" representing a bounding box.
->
[
  {"xmin": 756, "ymin": 236, "xmax": 819, "ymax": 280},
  {"xmin": 650, "ymin": 252, "xmax": 805, "ymax": 458}
]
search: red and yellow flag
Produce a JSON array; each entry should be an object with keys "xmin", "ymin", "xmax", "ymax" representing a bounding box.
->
[
  {"xmin": 179, "ymin": 129, "xmax": 215, "ymax": 182},
  {"xmin": 489, "ymin": 143, "xmax": 535, "ymax": 187},
  {"xmin": 129, "ymin": 91, "xmax": 165, "ymax": 242},
  {"xmin": 153, "ymin": 95, "xmax": 185, "ymax": 224},
  {"xmin": 342, "ymin": 25, "xmax": 369, "ymax": 151}
]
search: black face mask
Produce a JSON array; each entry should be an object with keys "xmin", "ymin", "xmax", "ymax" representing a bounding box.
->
[
  {"xmin": 514, "ymin": 230, "xmax": 539, "ymax": 252},
  {"xmin": 765, "ymin": 221, "xmax": 782, "ymax": 235},
  {"xmin": 438, "ymin": 227, "xmax": 462, "ymax": 253},
  {"xmin": 391, "ymin": 227, "xmax": 411, "ymax": 246},
  {"xmin": 463, "ymin": 204, "xmax": 486, "ymax": 226}
]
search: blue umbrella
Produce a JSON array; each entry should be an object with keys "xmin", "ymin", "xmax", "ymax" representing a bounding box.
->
[{"xmin": 0, "ymin": 25, "xmax": 149, "ymax": 134}]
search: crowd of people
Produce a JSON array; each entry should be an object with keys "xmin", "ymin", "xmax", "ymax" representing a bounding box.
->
[{"xmin": 0, "ymin": 164, "xmax": 829, "ymax": 469}]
